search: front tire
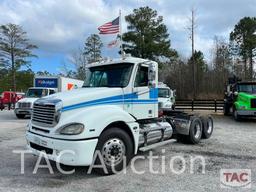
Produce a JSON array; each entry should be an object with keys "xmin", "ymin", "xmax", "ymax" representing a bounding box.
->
[
  {"xmin": 233, "ymin": 107, "xmax": 241, "ymax": 121},
  {"xmin": 94, "ymin": 127, "xmax": 133, "ymax": 175}
]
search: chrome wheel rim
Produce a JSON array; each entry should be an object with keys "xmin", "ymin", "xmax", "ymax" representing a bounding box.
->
[
  {"xmin": 194, "ymin": 123, "xmax": 201, "ymax": 139},
  {"xmin": 101, "ymin": 138, "xmax": 126, "ymax": 166}
]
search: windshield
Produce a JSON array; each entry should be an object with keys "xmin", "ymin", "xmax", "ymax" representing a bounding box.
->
[
  {"xmin": 26, "ymin": 89, "xmax": 48, "ymax": 98},
  {"xmin": 158, "ymin": 88, "xmax": 170, "ymax": 98},
  {"xmin": 83, "ymin": 63, "xmax": 133, "ymax": 88},
  {"xmin": 238, "ymin": 84, "xmax": 256, "ymax": 94}
]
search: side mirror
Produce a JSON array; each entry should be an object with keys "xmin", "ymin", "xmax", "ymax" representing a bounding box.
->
[{"xmin": 148, "ymin": 63, "xmax": 156, "ymax": 88}]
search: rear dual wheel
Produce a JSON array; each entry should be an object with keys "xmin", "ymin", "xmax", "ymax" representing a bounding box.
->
[
  {"xmin": 179, "ymin": 116, "xmax": 213, "ymax": 144},
  {"xmin": 201, "ymin": 116, "xmax": 214, "ymax": 139},
  {"xmin": 187, "ymin": 117, "xmax": 203, "ymax": 144}
]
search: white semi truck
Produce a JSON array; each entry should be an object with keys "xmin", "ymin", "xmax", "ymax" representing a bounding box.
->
[
  {"xmin": 15, "ymin": 76, "xmax": 83, "ymax": 118},
  {"xmin": 158, "ymin": 82, "xmax": 176, "ymax": 110},
  {"xmin": 26, "ymin": 56, "xmax": 213, "ymax": 174}
]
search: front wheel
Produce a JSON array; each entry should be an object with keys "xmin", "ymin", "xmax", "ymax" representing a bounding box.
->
[
  {"xmin": 94, "ymin": 127, "xmax": 133, "ymax": 175},
  {"xmin": 233, "ymin": 107, "xmax": 241, "ymax": 121}
]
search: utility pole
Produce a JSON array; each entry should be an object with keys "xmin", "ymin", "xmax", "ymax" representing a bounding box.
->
[
  {"xmin": 187, "ymin": 8, "xmax": 197, "ymax": 99},
  {"xmin": 191, "ymin": 8, "xmax": 196, "ymax": 99}
]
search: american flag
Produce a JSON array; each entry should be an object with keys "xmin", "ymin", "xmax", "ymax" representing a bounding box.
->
[
  {"xmin": 98, "ymin": 17, "xmax": 120, "ymax": 34},
  {"xmin": 107, "ymin": 39, "xmax": 119, "ymax": 48}
]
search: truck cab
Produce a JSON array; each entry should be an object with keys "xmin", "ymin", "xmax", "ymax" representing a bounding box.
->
[
  {"xmin": 15, "ymin": 87, "xmax": 56, "ymax": 118},
  {"xmin": 158, "ymin": 82, "xmax": 176, "ymax": 110},
  {"xmin": 26, "ymin": 56, "xmax": 213, "ymax": 174},
  {"xmin": 224, "ymin": 76, "xmax": 256, "ymax": 120}
]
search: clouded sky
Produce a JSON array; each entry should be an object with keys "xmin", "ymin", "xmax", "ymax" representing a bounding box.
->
[{"xmin": 0, "ymin": 0, "xmax": 255, "ymax": 74}]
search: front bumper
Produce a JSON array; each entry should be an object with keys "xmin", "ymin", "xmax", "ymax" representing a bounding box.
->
[
  {"xmin": 15, "ymin": 108, "xmax": 32, "ymax": 115},
  {"xmin": 26, "ymin": 131, "xmax": 98, "ymax": 166},
  {"xmin": 237, "ymin": 110, "xmax": 256, "ymax": 116}
]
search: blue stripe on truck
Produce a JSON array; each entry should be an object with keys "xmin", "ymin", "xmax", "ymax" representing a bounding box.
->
[{"xmin": 62, "ymin": 92, "xmax": 157, "ymax": 112}]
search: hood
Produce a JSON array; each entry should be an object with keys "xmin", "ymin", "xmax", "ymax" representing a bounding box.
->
[
  {"xmin": 42, "ymin": 88, "xmax": 124, "ymax": 109},
  {"xmin": 18, "ymin": 97, "xmax": 39, "ymax": 103},
  {"xmin": 238, "ymin": 92, "xmax": 256, "ymax": 99},
  {"xmin": 158, "ymin": 97, "xmax": 170, "ymax": 102}
]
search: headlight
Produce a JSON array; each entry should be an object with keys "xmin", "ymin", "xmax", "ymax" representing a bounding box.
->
[
  {"xmin": 58, "ymin": 123, "xmax": 84, "ymax": 135},
  {"xmin": 55, "ymin": 101, "xmax": 63, "ymax": 111}
]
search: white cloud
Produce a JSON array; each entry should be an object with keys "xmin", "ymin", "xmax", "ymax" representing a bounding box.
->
[{"xmin": 0, "ymin": 0, "xmax": 255, "ymax": 63}]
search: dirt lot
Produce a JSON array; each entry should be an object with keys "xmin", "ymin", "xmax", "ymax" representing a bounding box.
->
[{"xmin": 0, "ymin": 110, "xmax": 255, "ymax": 192}]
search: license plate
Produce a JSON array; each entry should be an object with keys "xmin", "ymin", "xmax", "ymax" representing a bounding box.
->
[
  {"xmin": 34, "ymin": 136, "xmax": 41, "ymax": 145},
  {"xmin": 33, "ymin": 137, "xmax": 47, "ymax": 146}
]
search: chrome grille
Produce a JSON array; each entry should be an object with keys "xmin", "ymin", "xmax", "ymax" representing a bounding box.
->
[
  {"xmin": 18, "ymin": 102, "xmax": 31, "ymax": 108},
  {"xmin": 32, "ymin": 103, "xmax": 55, "ymax": 127}
]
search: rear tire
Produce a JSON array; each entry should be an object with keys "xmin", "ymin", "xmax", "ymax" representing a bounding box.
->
[
  {"xmin": 186, "ymin": 117, "xmax": 203, "ymax": 144},
  {"xmin": 94, "ymin": 127, "xmax": 133, "ymax": 175},
  {"xmin": 201, "ymin": 116, "xmax": 214, "ymax": 139},
  {"xmin": 16, "ymin": 114, "xmax": 26, "ymax": 119}
]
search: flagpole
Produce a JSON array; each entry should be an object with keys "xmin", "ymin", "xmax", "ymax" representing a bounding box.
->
[{"xmin": 119, "ymin": 9, "xmax": 124, "ymax": 58}]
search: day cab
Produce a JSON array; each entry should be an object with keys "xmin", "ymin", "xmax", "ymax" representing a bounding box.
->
[
  {"xmin": 232, "ymin": 82, "xmax": 256, "ymax": 120},
  {"xmin": 25, "ymin": 56, "xmax": 213, "ymax": 174},
  {"xmin": 158, "ymin": 82, "xmax": 176, "ymax": 110}
]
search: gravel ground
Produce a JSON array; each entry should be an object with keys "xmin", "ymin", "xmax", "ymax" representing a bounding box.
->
[{"xmin": 0, "ymin": 110, "xmax": 255, "ymax": 192}]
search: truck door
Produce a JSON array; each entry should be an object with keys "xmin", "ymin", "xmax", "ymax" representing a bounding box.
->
[{"xmin": 132, "ymin": 64, "xmax": 156, "ymax": 119}]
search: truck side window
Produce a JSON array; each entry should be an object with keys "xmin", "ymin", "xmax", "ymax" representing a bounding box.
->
[
  {"xmin": 49, "ymin": 90, "xmax": 55, "ymax": 95},
  {"xmin": 134, "ymin": 66, "xmax": 148, "ymax": 87}
]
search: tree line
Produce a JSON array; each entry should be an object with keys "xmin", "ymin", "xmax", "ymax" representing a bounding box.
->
[{"xmin": 0, "ymin": 6, "xmax": 256, "ymax": 99}]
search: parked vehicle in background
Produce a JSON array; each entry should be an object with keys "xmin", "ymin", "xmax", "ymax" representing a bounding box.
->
[
  {"xmin": 158, "ymin": 82, "xmax": 176, "ymax": 110},
  {"xmin": 26, "ymin": 56, "xmax": 214, "ymax": 175},
  {"xmin": 15, "ymin": 92, "xmax": 25, "ymax": 101},
  {"xmin": 0, "ymin": 95, "xmax": 4, "ymax": 110},
  {"xmin": 0, "ymin": 91, "xmax": 17, "ymax": 110},
  {"xmin": 224, "ymin": 76, "xmax": 256, "ymax": 120},
  {"xmin": 15, "ymin": 76, "xmax": 84, "ymax": 119}
]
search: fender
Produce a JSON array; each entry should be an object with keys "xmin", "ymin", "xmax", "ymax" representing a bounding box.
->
[
  {"xmin": 234, "ymin": 101, "xmax": 246, "ymax": 110},
  {"xmin": 57, "ymin": 105, "xmax": 140, "ymax": 153}
]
